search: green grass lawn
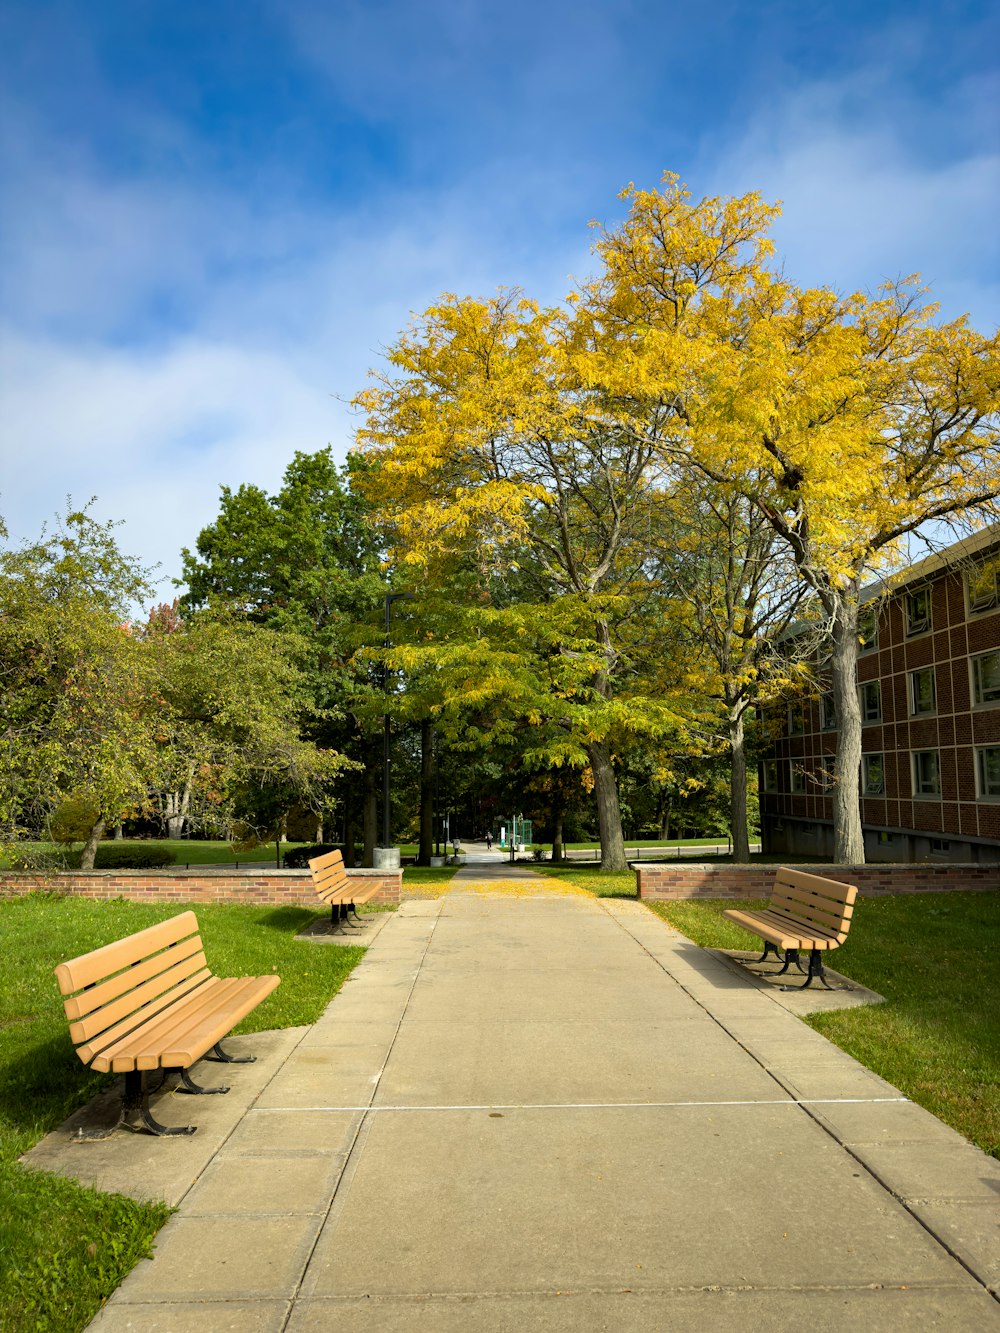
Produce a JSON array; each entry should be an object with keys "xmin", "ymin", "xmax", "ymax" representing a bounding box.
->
[
  {"xmin": 645, "ymin": 893, "xmax": 1000, "ymax": 1161},
  {"xmin": 0, "ymin": 894, "xmax": 365, "ymax": 1332},
  {"xmin": 541, "ymin": 865, "xmax": 638, "ymax": 897},
  {"xmin": 563, "ymin": 835, "xmax": 751, "ymax": 850},
  {"xmin": 401, "ymin": 865, "xmax": 460, "ymax": 889},
  {"xmin": 1, "ymin": 839, "xmax": 312, "ymax": 869}
]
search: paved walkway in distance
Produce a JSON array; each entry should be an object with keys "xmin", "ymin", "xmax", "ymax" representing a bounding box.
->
[{"xmin": 74, "ymin": 886, "xmax": 1000, "ymax": 1330}]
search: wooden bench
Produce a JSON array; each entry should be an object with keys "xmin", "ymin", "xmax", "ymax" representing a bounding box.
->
[
  {"xmin": 308, "ymin": 849, "xmax": 382, "ymax": 932},
  {"xmin": 55, "ymin": 910, "xmax": 280, "ymax": 1137},
  {"xmin": 722, "ymin": 867, "xmax": 858, "ymax": 990}
]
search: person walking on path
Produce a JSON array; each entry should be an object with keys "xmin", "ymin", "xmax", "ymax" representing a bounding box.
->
[{"xmin": 485, "ymin": 831, "xmax": 493, "ymax": 850}]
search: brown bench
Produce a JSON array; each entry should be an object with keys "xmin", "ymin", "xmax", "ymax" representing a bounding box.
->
[
  {"xmin": 55, "ymin": 910, "xmax": 280, "ymax": 1137},
  {"xmin": 308, "ymin": 849, "xmax": 382, "ymax": 932},
  {"xmin": 722, "ymin": 867, "xmax": 858, "ymax": 990}
]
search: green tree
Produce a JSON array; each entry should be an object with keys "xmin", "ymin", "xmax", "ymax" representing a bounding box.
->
[
  {"xmin": 143, "ymin": 605, "xmax": 349, "ymax": 844},
  {"xmin": 0, "ymin": 507, "xmax": 160, "ymax": 866},
  {"xmin": 180, "ymin": 448, "xmax": 389, "ymax": 860}
]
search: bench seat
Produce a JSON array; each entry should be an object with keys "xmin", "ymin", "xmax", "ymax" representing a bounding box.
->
[
  {"xmin": 308, "ymin": 849, "xmax": 383, "ymax": 931},
  {"xmin": 722, "ymin": 867, "xmax": 857, "ymax": 989},
  {"xmin": 56, "ymin": 910, "xmax": 279, "ymax": 1136}
]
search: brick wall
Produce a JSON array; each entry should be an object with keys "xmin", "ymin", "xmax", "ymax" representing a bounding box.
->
[
  {"xmin": 0, "ymin": 867, "xmax": 401, "ymax": 908},
  {"xmin": 635, "ymin": 862, "xmax": 1000, "ymax": 901}
]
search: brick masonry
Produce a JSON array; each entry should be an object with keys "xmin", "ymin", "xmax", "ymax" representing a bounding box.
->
[
  {"xmin": 635, "ymin": 862, "xmax": 1000, "ymax": 901},
  {"xmin": 0, "ymin": 867, "xmax": 401, "ymax": 908}
]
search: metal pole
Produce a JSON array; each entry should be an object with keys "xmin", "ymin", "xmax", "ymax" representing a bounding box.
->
[{"xmin": 382, "ymin": 592, "xmax": 415, "ymax": 848}]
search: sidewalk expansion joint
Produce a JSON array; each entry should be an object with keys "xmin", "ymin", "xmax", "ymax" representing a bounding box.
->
[
  {"xmin": 598, "ymin": 897, "xmax": 1000, "ymax": 1308},
  {"xmin": 284, "ymin": 896, "xmax": 445, "ymax": 1311},
  {"xmin": 250, "ymin": 1097, "xmax": 911, "ymax": 1113}
]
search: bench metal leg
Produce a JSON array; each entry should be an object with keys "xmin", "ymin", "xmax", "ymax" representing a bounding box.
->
[
  {"xmin": 781, "ymin": 948, "xmax": 835, "ymax": 991},
  {"xmin": 754, "ymin": 941, "xmax": 784, "ymax": 966},
  {"xmin": 177, "ymin": 1067, "xmax": 230, "ymax": 1095},
  {"xmin": 774, "ymin": 948, "xmax": 805, "ymax": 976},
  {"xmin": 120, "ymin": 1070, "xmax": 197, "ymax": 1136},
  {"xmin": 206, "ymin": 1040, "xmax": 255, "ymax": 1064},
  {"xmin": 331, "ymin": 901, "xmax": 362, "ymax": 933}
]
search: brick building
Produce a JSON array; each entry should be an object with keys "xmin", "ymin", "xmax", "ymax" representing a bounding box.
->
[{"xmin": 760, "ymin": 525, "xmax": 1000, "ymax": 863}]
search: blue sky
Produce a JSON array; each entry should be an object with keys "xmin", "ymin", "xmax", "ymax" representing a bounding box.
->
[{"xmin": 1, "ymin": 0, "xmax": 997, "ymax": 595}]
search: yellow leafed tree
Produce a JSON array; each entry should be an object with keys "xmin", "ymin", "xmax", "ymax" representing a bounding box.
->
[{"xmin": 588, "ymin": 173, "xmax": 1000, "ymax": 862}]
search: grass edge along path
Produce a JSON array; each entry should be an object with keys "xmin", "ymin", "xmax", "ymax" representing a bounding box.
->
[
  {"xmin": 0, "ymin": 894, "xmax": 368, "ymax": 1333},
  {"xmin": 644, "ymin": 893, "xmax": 999, "ymax": 1162}
]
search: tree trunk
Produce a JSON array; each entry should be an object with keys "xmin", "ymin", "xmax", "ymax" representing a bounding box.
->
[
  {"xmin": 113, "ymin": 824, "xmax": 123, "ymax": 840},
  {"xmin": 830, "ymin": 591, "xmax": 866, "ymax": 864},
  {"xmin": 552, "ymin": 807, "xmax": 564, "ymax": 863},
  {"xmin": 586, "ymin": 740, "xmax": 628, "ymax": 872},
  {"xmin": 728, "ymin": 696, "xmax": 750, "ymax": 862},
  {"xmin": 163, "ymin": 775, "xmax": 193, "ymax": 839},
  {"xmin": 658, "ymin": 789, "xmax": 671, "ymax": 840},
  {"xmin": 417, "ymin": 719, "xmax": 434, "ymax": 866},
  {"xmin": 80, "ymin": 818, "xmax": 105, "ymax": 870},
  {"xmin": 363, "ymin": 748, "xmax": 378, "ymax": 868},
  {"xmin": 342, "ymin": 807, "xmax": 357, "ymax": 867}
]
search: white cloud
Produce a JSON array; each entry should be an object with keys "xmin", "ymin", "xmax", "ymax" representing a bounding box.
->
[
  {"xmin": 704, "ymin": 71, "xmax": 1000, "ymax": 329},
  {"xmin": 0, "ymin": 330, "xmax": 353, "ymax": 592},
  {"xmin": 0, "ymin": 131, "xmax": 599, "ymax": 593}
]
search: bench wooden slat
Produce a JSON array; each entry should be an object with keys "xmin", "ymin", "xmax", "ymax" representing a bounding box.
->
[
  {"xmin": 766, "ymin": 895, "xmax": 854, "ymax": 936},
  {"xmin": 158, "ymin": 975, "xmax": 280, "ymax": 1068},
  {"xmin": 771, "ymin": 869, "xmax": 857, "ymax": 905},
  {"xmin": 62, "ymin": 934, "xmax": 205, "ymax": 1022},
  {"xmin": 55, "ymin": 910, "xmax": 201, "ymax": 994},
  {"xmin": 66, "ymin": 947, "xmax": 209, "ymax": 1041},
  {"xmin": 312, "ymin": 861, "xmax": 348, "ymax": 889},
  {"xmin": 723, "ymin": 909, "xmax": 843, "ymax": 950},
  {"xmin": 771, "ymin": 880, "xmax": 857, "ymax": 916},
  {"xmin": 75, "ymin": 971, "xmax": 213, "ymax": 1067}
]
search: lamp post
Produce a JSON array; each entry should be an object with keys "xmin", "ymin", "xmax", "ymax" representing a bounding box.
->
[{"xmin": 381, "ymin": 592, "xmax": 415, "ymax": 853}]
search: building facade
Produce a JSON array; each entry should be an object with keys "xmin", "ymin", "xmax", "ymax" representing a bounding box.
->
[{"xmin": 760, "ymin": 526, "xmax": 1000, "ymax": 863}]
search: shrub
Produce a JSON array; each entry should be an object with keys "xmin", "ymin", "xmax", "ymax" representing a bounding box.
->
[
  {"xmin": 93, "ymin": 846, "xmax": 176, "ymax": 869},
  {"xmin": 531, "ymin": 844, "xmax": 548, "ymax": 862},
  {"xmin": 49, "ymin": 795, "xmax": 101, "ymax": 845}
]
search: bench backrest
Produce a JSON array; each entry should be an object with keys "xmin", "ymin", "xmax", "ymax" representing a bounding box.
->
[
  {"xmin": 54, "ymin": 910, "xmax": 211, "ymax": 1065},
  {"xmin": 772, "ymin": 868, "xmax": 858, "ymax": 942},
  {"xmin": 308, "ymin": 848, "xmax": 350, "ymax": 907}
]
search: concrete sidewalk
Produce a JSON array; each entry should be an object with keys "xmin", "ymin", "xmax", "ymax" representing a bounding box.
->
[{"xmin": 41, "ymin": 889, "xmax": 1000, "ymax": 1329}]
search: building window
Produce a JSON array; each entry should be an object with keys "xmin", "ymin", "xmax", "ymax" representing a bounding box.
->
[
  {"xmin": 976, "ymin": 746, "xmax": 1000, "ymax": 800},
  {"xmin": 912, "ymin": 750, "xmax": 941, "ymax": 798},
  {"xmin": 788, "ymin": 701, "xmax": 806, "ymax": 735},
  {"xmin": 906, "ymin": 587, "xmax": 932, "ymax": 636},
  {"xmin": 858, "ymin": 605, "xmax": 878, "ymax": 653},
  {"xmin": 909, "ymin": 667, "xmax": 937, "ymax": 716},
  {"xmin": 967, "ymin": 558, "xmax": 999, "ymax": 615},
  {"xmin": 930, "ymin": 838, "xmax": 951, "ymax": 855},
  {"xmin": 820, "ymin": 692, "xmax": 837, "ymax": 730},
  {"xmin": 859, "ymin": 680, "xmax": 882, "ymax": 723},
  {"xmin": 762, "ymin": 759, "xmax": 779, "ymax": 792},
  {"xmin": 790, "ymin": 762, "xmax": 807, "ymax": 793},
  {"xmin": 862, "ymin": 754, "xmax": 885, "ymax": 795},
  {"xmin": 971, "ymin": 651, "xmax": 1000, "ymax": 706},
  {"xmin": 815, "ymin": 763, "xmax": 835, "ymax": 793},
  {"xmin": 876, "ymin": 830, "xmax": 894, "ymax": 847}
]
